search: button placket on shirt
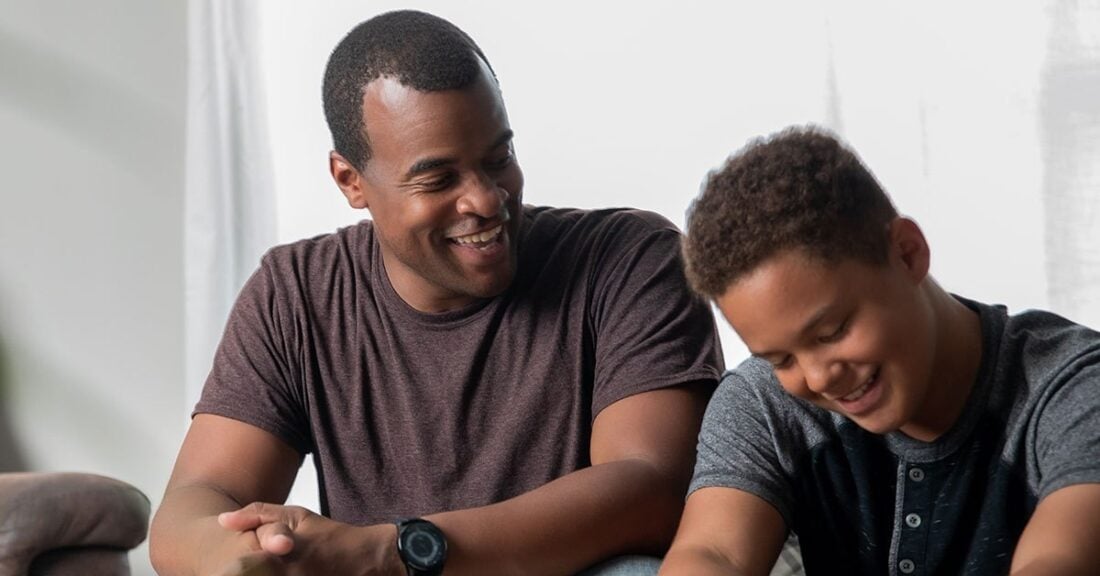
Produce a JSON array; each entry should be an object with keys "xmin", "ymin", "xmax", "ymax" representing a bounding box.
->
[{"xmin": 894, "ymin": 463, "xmax": 932, "ymax": 576}]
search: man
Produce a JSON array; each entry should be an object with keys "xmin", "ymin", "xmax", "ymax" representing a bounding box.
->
[
  {"xmin": 150, "ymin": 10, "xmax": 722, "ymax": 576},
  {"xmin": 661, "ymin": 127, "xmax": 1100, "ymax": 574}
]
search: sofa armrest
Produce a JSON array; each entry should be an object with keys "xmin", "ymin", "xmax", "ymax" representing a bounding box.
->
[
  {"xmin": 29, "ymin": 547, "xmax": 131, "ymax": 576},
  {"xmin": 0, "ymin": 472, "xmax": 149, "ymax": 576}
]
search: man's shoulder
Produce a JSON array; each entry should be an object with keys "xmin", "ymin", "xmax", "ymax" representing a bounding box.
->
[
  {"xmin": 260, "ymin": 220, "xmax": 374, "ymax": 273},
  {"xmin": 523, "ymin": 205, "xmax": 680, "ymax": 237}
]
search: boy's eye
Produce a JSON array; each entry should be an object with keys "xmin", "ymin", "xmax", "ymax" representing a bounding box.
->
[
  {"xmin": 817, "ymin": 318, "xmax": 849, "ymax": 344},
  {"xmin": 770, "ymin": 355, "xmax": 793, "ymax": 370}
]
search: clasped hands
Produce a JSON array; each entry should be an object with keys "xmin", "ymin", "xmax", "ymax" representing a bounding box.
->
[{"xmin": 210, "ymin": 503, "xmax": 404, "ymax": 576}]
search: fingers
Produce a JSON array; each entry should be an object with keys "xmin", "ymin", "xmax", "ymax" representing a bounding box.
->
[
  {"xmin": 219, "ymin": 502, "xmax": 294, "ymax": 531},
  {"xmin": 255, "ymin": 521, "xmax": 296, "ymax": 556},
  {"xmin": 218, "ymin": 503, "xmax": 300, "ymax": 556}
]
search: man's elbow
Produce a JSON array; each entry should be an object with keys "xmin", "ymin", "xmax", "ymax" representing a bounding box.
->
[
  {"xmin": 148, "ymin": 510, "xmax": 184, "ymax": 576},
  {"xmin": 624, "ymin": 457, "xmax": 694, "ymax": 553}
]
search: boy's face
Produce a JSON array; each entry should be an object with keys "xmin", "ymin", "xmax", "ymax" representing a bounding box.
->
[{"xmin": 716, "ymin": 236, "xmax": 938, "ymax": 436}]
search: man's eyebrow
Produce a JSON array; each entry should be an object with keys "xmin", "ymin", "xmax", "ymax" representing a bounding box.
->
[
  {"xmin": 489, "ymin": 129, "xmax": 514, "ymax": 151},
  {"xmin": 403, "ymin": 130, "xmax": 515, "ymax": 180},
  {"xmin": 405, "ymin": 156, "xmax": 455, "ymax": 180},
  {"xmin": 749, "ymin": 302, "xmax": 836, "ymax": 359}
]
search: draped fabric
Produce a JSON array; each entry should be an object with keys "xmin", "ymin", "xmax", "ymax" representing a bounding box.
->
[{"xmin": 184, "ymin": 0, "xmax": 275, "ymax": 412}]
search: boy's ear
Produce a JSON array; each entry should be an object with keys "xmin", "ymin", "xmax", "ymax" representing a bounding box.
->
[
  {"xmin": 889, "ymin": 217, "xmax": 931, "ymax": 283},
  {"xmin": 330, "ymin": 151, "xmax": 369, "ymax": 209}
]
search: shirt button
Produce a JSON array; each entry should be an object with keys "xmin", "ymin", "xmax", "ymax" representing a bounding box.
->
[
  {"xmin": 899, "ymin": 558, "xmax": 916, "ymax": 574},
  {"xmin": 905, "ymin": 513, "xmax": 922, "ymax": 528},
  {"xmin": 909, "ymin": 467, "xmax": 925, "ymax": 482}
]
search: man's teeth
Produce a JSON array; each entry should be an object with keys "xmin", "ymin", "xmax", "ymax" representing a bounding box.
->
[
  {"xmin": 842, "ymin": 376, "xmax": 875, "ymax": 402},
  {"xmin": 453, "ymin": 225, "xmax": 502, "ymax": 245}
]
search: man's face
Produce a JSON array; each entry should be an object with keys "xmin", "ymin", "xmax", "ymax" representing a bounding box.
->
[
  {"xmin": 338, "ymin": 62, "xmax": 524, "ymax": 313},
  {"xmin": 715, "ymin": 245, "xmax": 938, "ymax": 437}
]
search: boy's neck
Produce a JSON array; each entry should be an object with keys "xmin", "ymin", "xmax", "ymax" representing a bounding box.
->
[{"xmin": 899, "ymin": 280, "xmax": 984, "ymax": 442}]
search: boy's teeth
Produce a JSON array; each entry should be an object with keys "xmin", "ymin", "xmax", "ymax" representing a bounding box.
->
[{"xmin": 842, "ymin": 377, "xmax": 874, "ymax": 402}]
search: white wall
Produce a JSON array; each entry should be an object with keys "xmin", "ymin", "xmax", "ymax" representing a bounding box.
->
[
  {"xmin": 257, "ymin": 0, "xmax": 1098, "ymax": 365},
  {"xmin": 0, "ymin": 1, "xmax": 187, "ymax": 574}
]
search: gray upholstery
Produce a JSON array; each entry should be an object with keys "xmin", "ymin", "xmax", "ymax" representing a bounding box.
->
[{"xmin": 0, "ymin": 472, "xmax": 149, "ymax": 576}]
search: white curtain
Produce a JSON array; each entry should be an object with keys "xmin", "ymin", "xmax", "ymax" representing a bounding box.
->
[{"xmin": 184, "ymin": 0, "xmax": 276, "ymax": 413}]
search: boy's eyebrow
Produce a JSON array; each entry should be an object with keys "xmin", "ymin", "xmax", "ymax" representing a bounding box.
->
[{"xmin": 750, "ymin": 302, "xmax": 837, "ymax": 359}]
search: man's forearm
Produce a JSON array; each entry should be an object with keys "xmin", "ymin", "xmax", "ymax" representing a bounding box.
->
[
  {"xmin": 426, "ymin": 457, "xmax": 685, "ymax": 576},
  {"xmin": 150, "ymin": 483, "xmax": 263, "ymax": 576}
]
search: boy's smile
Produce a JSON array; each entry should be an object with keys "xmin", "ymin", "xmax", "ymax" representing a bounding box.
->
[{"xmin": 714, "ymin": 223, "xmax": 964, "ymax": 440}]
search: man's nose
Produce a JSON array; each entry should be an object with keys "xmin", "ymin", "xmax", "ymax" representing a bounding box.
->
[{"xmin": 456, "ymin": 173, "xmax": 506, "ymax": 218}]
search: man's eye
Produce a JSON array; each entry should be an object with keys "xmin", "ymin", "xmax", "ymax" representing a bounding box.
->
[
  {"xmin": 418, "ymin": 174, "xmax": 456, "ymax": 191},
  {"xmin": 486, "ymin": 153, "xmax": 514, "ymax": 170}
]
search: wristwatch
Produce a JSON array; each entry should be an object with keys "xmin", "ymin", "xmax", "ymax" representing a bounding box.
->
[{"xmin": 394, "ymin": 517, "xmax": 448, "ymax": 576}]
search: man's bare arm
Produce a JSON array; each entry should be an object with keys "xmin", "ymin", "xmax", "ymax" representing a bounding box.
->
[
  {"xmin": 1011, "ymin": 483, "xmax": 1100, "ymax": 575},
  {"xmin": 158, "ymin": 384, "xmax": 709, "ymax": 575},
  {"xmin": 149, "ymin": 414, "xmax": 302, "ymax": 576},
  {"xmin": 222, "ymin": 384, "xmax": 711, "ymax": 575},
  {"xmin": 659, "ymin": 486, "xmax": 787, "ymax": 576},
  {"xmin": 419, "ymin": 384, "xmax": 711, "ymax": 574}
]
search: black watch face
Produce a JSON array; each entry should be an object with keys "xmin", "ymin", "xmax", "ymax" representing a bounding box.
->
[{"xmin": 401, "ymin": 522, "xmax": 446, "ymax": 569}]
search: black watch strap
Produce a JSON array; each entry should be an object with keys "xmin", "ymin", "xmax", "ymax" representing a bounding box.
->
[{"xmin": 394, "ymin": 517, "xmax": 448, "ymax": 576}]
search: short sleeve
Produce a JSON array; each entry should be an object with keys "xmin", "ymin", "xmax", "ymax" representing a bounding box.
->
[
  {"xmin": 690, "ymin": 364, "xmax": 800, "ymax": 528},
  {"xmin": 1033, "ymin": 353, "xmax": 1100, "ymax": 499},
  {"xmin": 588, "ymin": 211, "xmax": 723, "ymax": 416},
  {"xmin": 192, "ymin": 254, "xmax": 313, "ymax": 454}
]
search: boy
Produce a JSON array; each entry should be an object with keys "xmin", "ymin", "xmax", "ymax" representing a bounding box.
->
[{"xmin": 661, "ymin": 127, "xmax": 1100, "ymax": 575}]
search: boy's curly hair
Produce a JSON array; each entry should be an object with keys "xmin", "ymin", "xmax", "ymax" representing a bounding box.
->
[{"xmin": 684, "ymin": 126, "xmax": 898, "ymax": 298}]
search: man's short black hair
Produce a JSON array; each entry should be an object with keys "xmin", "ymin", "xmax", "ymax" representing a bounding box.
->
[{"xmin": 322, "ymin": 10, "xmax": 497, "ymax": 171}]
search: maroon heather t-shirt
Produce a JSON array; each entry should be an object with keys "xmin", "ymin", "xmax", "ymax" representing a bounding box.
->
[{"xmin": 195, "ymin": 206, "xmax": 723, "ymax": 525}]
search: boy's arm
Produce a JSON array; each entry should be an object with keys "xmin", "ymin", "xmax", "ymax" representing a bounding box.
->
[
  {"xmin": 1011, "ymin": 483, "xmax": 1100, "ymax": 575},
  {"xmin": 659, "ymin": 486, "xmax": 788, "ymax": 576}
]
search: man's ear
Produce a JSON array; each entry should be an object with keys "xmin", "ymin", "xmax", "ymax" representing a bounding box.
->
[
  {"xmin": 889, "ymin": 217, "xmax": 931, "ymax": 284},
  {"xmin": 329, "ymin": 151, "xmax": 369, "ymax": 209}
]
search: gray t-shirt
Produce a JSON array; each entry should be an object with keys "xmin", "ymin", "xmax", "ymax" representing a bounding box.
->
[
  {"xmin": 691, "ymin": 297, "xmax": 1100, "ymax": 575},
  {"xmin": 196, "ymin": 205, "xmax": 723, "ymax": 525}
]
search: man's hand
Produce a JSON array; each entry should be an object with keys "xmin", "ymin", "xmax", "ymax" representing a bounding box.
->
[{"xmin": 215, "ymin": 502, "xmax": 404, "ymax": 576}]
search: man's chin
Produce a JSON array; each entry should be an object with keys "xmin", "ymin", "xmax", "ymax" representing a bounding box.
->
[{"xmin": 468, "ymin": 272, "xmax": 515, "ymax": 299}]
